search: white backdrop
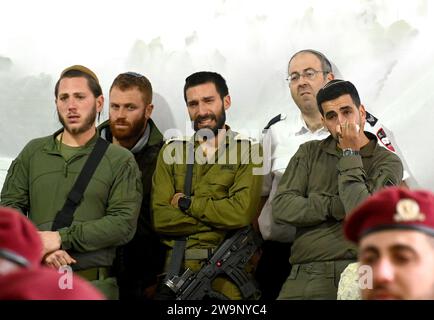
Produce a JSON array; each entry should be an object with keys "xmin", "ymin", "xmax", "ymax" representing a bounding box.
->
[{"xmin": 0, "ymin": 0, "xmax": 433, "ymax": 190}]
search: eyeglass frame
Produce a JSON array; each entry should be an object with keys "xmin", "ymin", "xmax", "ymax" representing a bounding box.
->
[{"xmin": 286, "ymin": 68, "xmax": 330, "ymax": 84}]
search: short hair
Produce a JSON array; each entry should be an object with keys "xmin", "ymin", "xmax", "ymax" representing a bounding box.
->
[
  {"xmin": 54, "ymin": 69, "xmax": 102, "ymax": 99},
  {"xmin": 109, "ymin": 72, "xmax": 153, "ymax": 105},
  {"xmin": 288, "ymin": 49, "xmax": 333, "ymax": 76},
  {"xmin": 183, "ymin": 71, "xmax": 229, "ymax": 102},
  {"xmin": 316, "ymin": 80, "xmax": 361, "ymax": 116}
]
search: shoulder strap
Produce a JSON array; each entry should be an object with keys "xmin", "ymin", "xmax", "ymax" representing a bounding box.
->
[
  {"xmin": 184, "ymin": 142, "xmax": 194, "ymax": 197},
  {"xmin": 52, "ymin": 137, "xmax": 110, "ymax": 231}
]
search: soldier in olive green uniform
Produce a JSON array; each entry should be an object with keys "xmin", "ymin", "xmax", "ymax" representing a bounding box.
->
[
  {"xmin": 152, "ymin": 71, "xmax": 262, "ymax": 299},
  {"xmin": 272, "ymin": 80, "xmax": 403, "ymax": 299},
  {"xmin": 0, "ymin": 66, "xmax": 142, "ymax": 299}
]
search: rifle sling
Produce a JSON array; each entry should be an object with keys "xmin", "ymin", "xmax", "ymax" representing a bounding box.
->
[{"xmin": 51, "ymin": 137, "xmax": 109, "ymax": 231}]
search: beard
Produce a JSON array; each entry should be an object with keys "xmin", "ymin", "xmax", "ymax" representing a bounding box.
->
[
  {"xmin": 58, "ymin": 105, "xmax": 97, "ymax": 135},
  {"xmin": 194, "ymin": 105, "xmax": 226, "ymax": 137},
  {"xmin": 109, "ymin": 113, "xmax": 147, "ymax": 142}
]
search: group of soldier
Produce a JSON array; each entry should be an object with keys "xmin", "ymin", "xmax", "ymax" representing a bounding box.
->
[{"xmin": 1, "ymin": 49, "xmax": 434, "ymax": 301}]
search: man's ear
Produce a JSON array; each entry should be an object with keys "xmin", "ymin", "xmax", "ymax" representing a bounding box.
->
[
  {"xmin": 359, "ymin": 104, "xmax": 366, "ymax": 120},
  {"xmin": 223, "ymin": 95, "xmax": 231, "ymax": 111},
  {"xmin": 96, "ymin": 95, "xmax": 104, "ymax": 113},
  {"xmin": 328, "ymin": 72, "xmax": 335, "ymax": 81},
  {"xmin": 145, "ymin": 104, "xmax": 154, "ymax": 119}
]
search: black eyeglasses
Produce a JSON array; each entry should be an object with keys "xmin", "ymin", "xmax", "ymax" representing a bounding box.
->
[{"xmin": 286, "ymin": 68, "xmax": 329, "ymax": 83}]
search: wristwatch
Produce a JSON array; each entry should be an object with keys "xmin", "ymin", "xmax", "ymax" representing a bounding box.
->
[
  {"xmin": 178, "ymin": 196, "xmax": 192, "ymax": 212},
  {"xmin": 342, "ymin": 148, "xmax": 360, "ymax": 157}
]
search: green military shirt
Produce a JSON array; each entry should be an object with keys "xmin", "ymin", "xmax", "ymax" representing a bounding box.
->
[
  {"xmin": 152, "ymin": 128, "xmax": 263, "ymax": 250},
  {"xmin": 1, "ymin": 129, "xmax": 142, "ymax": 269},
  {"xmin": 272, "ymin": 132, "xmax": 403, "ymax": 265}
]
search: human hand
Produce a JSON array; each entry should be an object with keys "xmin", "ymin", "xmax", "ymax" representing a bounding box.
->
[
  {"xmin": 38, "ymin": 231, "xmax": 61, "ymax": 256},
  {"xmin": 43, "ymin": 250, "xmax": 77, "ymax": 269},
  {"xmin": 171, "ymin": 193, "xmax": 185, "ymax": 208},
  {"xmin": 336, "ymin": 120, "xmax": 363, "ymax": 150}
]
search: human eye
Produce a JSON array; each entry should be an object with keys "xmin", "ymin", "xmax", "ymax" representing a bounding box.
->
[
  {"xmin": 187, "ymin": 101, "xmax": 198, "ymax": 108},
  {"xmin": 392, "ymin": 251, "xmax": 414, "ymax": 265},
  {"xmin": 305, "ymin": 69, "xmax": 316, "ymax": 79},
  {"xmin": 326, "ymin": 113, "xmax": 337, "ymax": 120},
  {"xmin": 59, "ymin": 95, "xmax": 68, "ymax": 101},
  {"xmin": 110, "ymin": 104, "xmax": 119, "ymax": 110},
  {"xmin": 290, "ymin": 73, "xmax": 300, "ymax": 82},
  {"xmin": 360, "ymin": 251, "xmax": 378, "ymax": 265},
  {"xmin": 127, "ymin": 105, "xmax": 137, "ymax": 111}
]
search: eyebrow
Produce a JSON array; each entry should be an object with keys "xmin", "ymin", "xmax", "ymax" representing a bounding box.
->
[
  {"xmin": 360, "ymin": 245, "xmax": 379, "ymax": 257},
  {"xmin": 360, "ymin": 244, "xmax": 418, "ymax": 257},
  {"xmin": 339, "ymin": 105, "xmax": 352, "ymax": 112},
  {"xmin": 290, "ymin": 68, "xmax": 314, "ymax": 74}
]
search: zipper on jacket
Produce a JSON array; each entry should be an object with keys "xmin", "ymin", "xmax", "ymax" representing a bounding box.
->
[{"xmin": 63, "ymin": 161, "xmax": 68, "ymax": 177}]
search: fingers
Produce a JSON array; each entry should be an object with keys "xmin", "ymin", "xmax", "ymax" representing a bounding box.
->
[
  {"xmin": 171, "ymin": 193, "xmax": 185, "ymax": 208},
  {"xmin": 43, "ymin": 250, "xmax": 76, "ymax": 269},
  {"xmin": 340, "ymin": 122, "xmax": 359, "ymax": 135}
]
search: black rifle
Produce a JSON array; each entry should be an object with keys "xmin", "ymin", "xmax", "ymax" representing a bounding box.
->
[{"xmin": 165, "ymin": 226, "xmax": 262, "ymax": 300}]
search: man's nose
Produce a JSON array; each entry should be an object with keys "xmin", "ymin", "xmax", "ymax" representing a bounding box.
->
[
  {"xmin": 66, "ymin": 98, "xmax": 77, "ymax": 111},
  {"xmin": 197, "ymin": 102, "xmax": 208, "ymax": 116},
  {"xmin": 373, "ymin": 258, "xmax": 395, "ymax": 286},
  {"xmin": 337, "ymin": 114, "xmax": 347, "ymax": 125},
  {"xmin": 117, "ymin": 107, "xmax": 127, "ymax": 118}
]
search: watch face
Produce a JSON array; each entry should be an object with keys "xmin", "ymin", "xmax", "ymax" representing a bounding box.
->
[
  {"xmin": 343, "ymin": 149, "xmax": 352, "ymax": 156},
  {"xmin": 179, "ymin": 197, "xmax": 191, "ymax": 211}
]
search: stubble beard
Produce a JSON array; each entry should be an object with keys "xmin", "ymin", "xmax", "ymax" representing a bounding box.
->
[{"xmin": 58, "ymin": 105, "xmax": 97, "ymax": 136}]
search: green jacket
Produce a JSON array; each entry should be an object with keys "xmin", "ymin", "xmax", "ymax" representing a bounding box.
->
[
  {"xmin": 98, "ymin": 119, "xmax": 166, "ymax": 286},
  {"xmin": 151, "ymin": 128, "xmax": 263, "ymax": 250},
  {"xmin": 0, "ymin": 129, "xmax": 142, "ymax": 270},
  {"xmin": 272, "ymin": 132, "xmax": 403, "ymax": 265}
]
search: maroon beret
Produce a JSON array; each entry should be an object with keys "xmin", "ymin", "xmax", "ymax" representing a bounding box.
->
[
  {"xmin": 0, "ymin": 207, "xmax": 42, "ymax": 267},
  {"xmin": 344, "ymin": 187, "xmax": 434, "ymax": 243},
  {"xmin": 0, "ymin": 267, "xmax": 104, "ymax": 300}
]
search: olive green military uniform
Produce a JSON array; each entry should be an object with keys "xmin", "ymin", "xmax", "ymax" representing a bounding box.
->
[
  {"xmin": 1, "ymin": 130, "xmax": 142, "ymax": 299},
  {"xmin": 272, "ymin": 132, "xmax": 403, "ymax": 300},
  {"xmin": 152, "ymin": 128, "xmax": 262, "ymax": 299}
]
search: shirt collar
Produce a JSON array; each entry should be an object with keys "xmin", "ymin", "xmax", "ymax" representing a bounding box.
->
[
  {"xmin": 130, "ymin": 123, "xmax": 150, "ymax": 154},
  {"xmin": 295, "ymin": 114, "xmax": 328, "ymax": 136}
]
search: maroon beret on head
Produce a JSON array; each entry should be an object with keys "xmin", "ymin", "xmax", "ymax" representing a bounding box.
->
[
  {"xmin": 0, "ymin": 207, "xmax": 43, "ymax": 267},
  {"xmin": 344, "ymin": 187, "xmax": 434, "ymax": 243},
  {"xmin": 0, "ymin": 267, "xmax": 105, "ymax": 300}
]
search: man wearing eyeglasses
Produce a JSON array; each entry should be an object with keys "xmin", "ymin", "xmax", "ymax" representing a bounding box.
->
[
  {"xmin": 255, "ymin": 49, "xmax": 415, "ymax": 300},
  {"xmin": 98, "ymin": 72, "xmax": 166, "ymax": 300}
]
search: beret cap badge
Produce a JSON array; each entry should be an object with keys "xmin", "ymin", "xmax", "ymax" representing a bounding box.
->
[{"xmin": 394, "ymin": 199, "xmax": 426, "ymax": 222}]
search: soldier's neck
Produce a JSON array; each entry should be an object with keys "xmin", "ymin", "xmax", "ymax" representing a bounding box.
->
[
  {"xmin": 302, "ymin": 113, "xmax": 323, "ymax": 133},
  {"xmin": 198, "ymin": 126, "xmax": 226, "ymax": 156},
  {"xmin": 61, "ymin": 127, "xmax": 96, "ymax": 147},
  {"xmin": 112, "ymin": 129, "xmax": 145, "ymax": 150}
]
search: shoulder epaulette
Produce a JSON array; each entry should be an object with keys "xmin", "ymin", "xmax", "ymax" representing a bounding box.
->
[
  {"xmin": 365, "ymin": 111, "xmax": 378, "ymax": 127},
  {"xmin": 263, "ymin": 113, "xmax": 286, "ymax": 130}
]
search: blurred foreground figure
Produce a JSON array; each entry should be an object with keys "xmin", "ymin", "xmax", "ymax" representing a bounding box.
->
[
  {"xmin": 0, "ymin": 206, "xmax": 104, "ymax": 300},
  {"xmin": 345, "ymin": 187, "xmax": 434, "ymax": 300}
]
